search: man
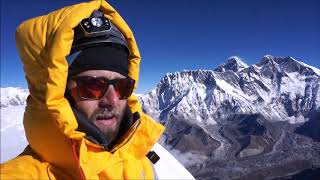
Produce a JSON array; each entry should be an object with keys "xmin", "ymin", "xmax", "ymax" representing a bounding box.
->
[{"xmin": 1, "ymin": 0, "xmax": 194, "ymax": 179}]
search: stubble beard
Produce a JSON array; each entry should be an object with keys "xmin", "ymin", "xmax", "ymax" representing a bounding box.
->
[{"xmin": 89, "ymin": 106, "xmax": 125, "ymax": 144}]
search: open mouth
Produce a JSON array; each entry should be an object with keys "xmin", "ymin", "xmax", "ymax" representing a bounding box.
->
[
  {"xmin": 96, "ymin": 115, "xmax": 114, "ymax": 120},
  {"xmin": 95, "ymin": 114, "xmax": 116, "ymax": 126}
]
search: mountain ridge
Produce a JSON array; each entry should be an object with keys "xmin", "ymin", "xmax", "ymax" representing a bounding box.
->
[{"xmin": 139, "ymin": 55, "xmax": 320, "ymax": 179}]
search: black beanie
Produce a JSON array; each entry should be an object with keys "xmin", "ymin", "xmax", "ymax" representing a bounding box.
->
[
  {"xmin": 68, "ymin": 10, "xmax": 130, "ymax": 77},
  {"xmin": 68, "ymin": 44, "xmax": 129, "ymax": 77}
]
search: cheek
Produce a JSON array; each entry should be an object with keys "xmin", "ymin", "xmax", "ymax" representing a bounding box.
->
[
  {"xmin": 118, "ymin": 100, "xmax": 127, "ymax": 110},
  {"xmin": 76, "ymin": 101, "xmax": 98, "ymax": 119},
  {"xmin": 117, "ymin": 100, "xmax": 127, "ymax": 117}
]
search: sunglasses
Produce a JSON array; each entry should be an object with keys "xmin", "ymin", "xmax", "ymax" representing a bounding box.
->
[{"xmin": 71, "ymin": 76, "xmax": 135, "ymax": 100}]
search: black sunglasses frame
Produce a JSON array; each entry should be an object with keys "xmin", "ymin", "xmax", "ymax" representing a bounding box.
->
[{"xmin": 70, "ymin": 76, "xmax": 135, "ymax": 100}]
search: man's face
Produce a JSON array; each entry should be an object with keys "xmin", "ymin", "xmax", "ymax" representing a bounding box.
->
[{"xmin": 68, "ymin": 70, "xmax": 127, "ymax": 144}]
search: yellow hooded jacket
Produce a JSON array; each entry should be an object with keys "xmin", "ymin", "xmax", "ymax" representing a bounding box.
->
[{"xmin": 0, "ymin": 0, "xmax": 165, "ymax": 179}]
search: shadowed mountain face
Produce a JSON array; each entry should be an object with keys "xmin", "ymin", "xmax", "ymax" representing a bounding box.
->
[
  {"xmin": 164, "ymin": 118, "xmax": 220, "ymax": 156},
  {"xmin": 139, "ymin": 55, "xmax": 320, "ymax": 179},
  {"xmin": 295, "ymin": 111, "xmax": 320, "ymax": 142}
]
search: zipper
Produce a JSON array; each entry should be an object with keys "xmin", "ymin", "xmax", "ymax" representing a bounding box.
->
[
  {"xmin": 71, "ymin": 140, "xmax": 86, "ymax": 180},
  {"xmin": 110, "ymin": 118, "xmax": 141, "ymax": 153}
]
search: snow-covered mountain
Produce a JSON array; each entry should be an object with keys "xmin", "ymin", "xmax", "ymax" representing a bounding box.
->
[
  {"xmin": 214, "ymin": 56, "xmax": 249, "ymax": 72},
  {"xmin": 0, "ymin": 87, "xmax": 28, "ymax": 162},
  {"xmin": 1, "ymin": 87, "xmax": 29, "ymax": 107},
  {"xmin": 139, "ymin": 55, "xmax": 320, "ymax": 179},
  {"xmin": 140, "ymin": 55, "xmax": 319, "ymax": 125}
]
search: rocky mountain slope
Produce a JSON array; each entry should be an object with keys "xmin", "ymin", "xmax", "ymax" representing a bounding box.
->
[{"xmin": 139, "ymin": 55, "xmax": 320, "ymax": 179}]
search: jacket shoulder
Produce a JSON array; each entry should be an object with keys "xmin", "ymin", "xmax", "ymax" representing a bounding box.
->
[{"xmin": 1, "ymin": 149, "xmax": 49, "ymax": 179}]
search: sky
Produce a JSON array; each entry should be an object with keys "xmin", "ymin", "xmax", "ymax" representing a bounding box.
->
[{"xmin": 1, "ymin": 0, "xmax": 320, "ymax": 94}]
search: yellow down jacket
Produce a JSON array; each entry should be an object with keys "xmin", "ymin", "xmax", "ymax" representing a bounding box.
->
[{"xmin": 0, "ymin": 0, "xmax": 165, "ymax": 179}]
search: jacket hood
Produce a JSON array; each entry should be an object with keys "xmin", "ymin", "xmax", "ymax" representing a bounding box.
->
[{"xmin": 15, "ymin": 0, "xmax": 164, "ymax": 178}]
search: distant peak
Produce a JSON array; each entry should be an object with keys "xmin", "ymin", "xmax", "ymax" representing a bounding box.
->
[
  {"xmin": 227, "ymin": 56, "xmax": 248, "ymax": 67},
  {"xmin": 256, "ymin": 55, "xmax": 277, "ymax": 67},
  {"xmin": 227, "ymin": 56, "xmax": 242, "ymax": 61},
  {"xmin": 261, "ymin": 55, "xmax": 276, "ymax": 63},
  {"xmin": 215, "ymin": 56, "xmax": 248, "ymax": 72},
  {"xmin": 255, "ymin": 55, "xmax": 320, "ymax": 76},
  {"xmin": 261, "ymin": 55, "xmax": 299, "ymax": 66},
  {"xmin": 263, "ymin": 54, "xmax": 275, "ymax": 59},
  {"xmin": 227, "ymin": 56, "xmax": 246, "ymax": 64}
]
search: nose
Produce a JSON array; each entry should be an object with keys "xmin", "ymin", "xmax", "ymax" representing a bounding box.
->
[{"xmin": 98, "ymin": 85, "xmax": 119, "ymax": 108}]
